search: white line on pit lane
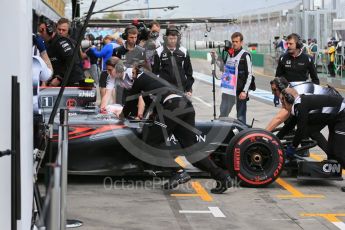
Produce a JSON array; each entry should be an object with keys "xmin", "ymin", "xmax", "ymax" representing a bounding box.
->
[
  {"xmin": 333, "ymin": 222, "xmax": 345, "ymax": 230},
  {"xmin": 193, "ymin": 72, "xmax": 274, "ymax": 103},
  {"xmin": 179, "ymin": 207, "xmax": 226, "ymax": 218}
]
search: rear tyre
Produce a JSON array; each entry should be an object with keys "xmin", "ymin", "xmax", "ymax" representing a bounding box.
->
[{"xmin": 226, "ymin": 128, "xmax": 285, "ymax": 187}]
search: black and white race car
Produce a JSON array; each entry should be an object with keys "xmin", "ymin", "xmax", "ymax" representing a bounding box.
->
[{"xmin": 36, "ymin": 86, "xmax": 342, "ymax": 188}]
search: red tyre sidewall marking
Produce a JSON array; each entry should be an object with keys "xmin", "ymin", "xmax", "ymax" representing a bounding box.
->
[
  {"xmin": 273, "ymin": 149, "xmax": 284, "ymax": 177},
  {"xmin": 238, "ymin": 173, "xmax": 272, "ymax": 185},
  {"xmin": 234, "ymin": 148, "xmax": 241, "ymax": 171},
  {"xmin": 238, "ymin": 133, "xmax": 272, "ymax": 145}
]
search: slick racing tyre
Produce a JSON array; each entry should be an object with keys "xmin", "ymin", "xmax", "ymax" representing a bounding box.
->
[{"xmin": 226, "ymin": 128, "xmax": 285, "ymax": 187}]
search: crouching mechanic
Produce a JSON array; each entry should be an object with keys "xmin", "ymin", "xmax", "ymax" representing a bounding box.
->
[
  {"xmin": 281, "ymin": 88, "xmax": 345, "ymax": 191},
  {"xmin": 115, "ymin": 67, "xmax": 232, "ymax": 194},
  {"xmin": 266, "ymin": 77, "xmax": 342, "ymax": 156}
]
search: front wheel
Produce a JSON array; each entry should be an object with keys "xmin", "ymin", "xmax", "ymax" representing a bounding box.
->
[{"xmin": 226, "ymin": 128, "xmax": 285, "ymax": 187}]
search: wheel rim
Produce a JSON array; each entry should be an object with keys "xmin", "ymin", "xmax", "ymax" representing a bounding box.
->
[{"xmin": 243, "ymin": 143, "xmax": 273, "ymax": 173}]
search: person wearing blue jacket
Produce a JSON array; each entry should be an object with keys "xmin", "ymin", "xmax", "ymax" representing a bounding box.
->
[{"xmin": 90, "ymin": 35, "xmax": 113, "ymax": 71}]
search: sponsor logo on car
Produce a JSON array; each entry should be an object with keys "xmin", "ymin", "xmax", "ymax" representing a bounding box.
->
[
  {"xmin": 167, "ymin": 134, "xmax": 206, "ymax": 144},
  {"xmin": 78, "ymin": 90, "xmax": 96, "ymax": 98},
  {"xmin": 322, "ymin": 163, "xmax": 341, "ymax": 173}
]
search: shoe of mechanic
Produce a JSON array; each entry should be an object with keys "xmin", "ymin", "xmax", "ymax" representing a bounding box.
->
[
  {"xmin": 285, "ymin": 144, "xmax": 296, "ymax": 158},
  {"xmin": 341, "ymin": 186, "xmax": 345, "ymax": 192},
  {"xmin": 211, "ymin": 175, "xmax": 233, "ymax": 194},
  {"xmin": 163, "ymin": 170, "xmax": 191, "ymax": 189}
]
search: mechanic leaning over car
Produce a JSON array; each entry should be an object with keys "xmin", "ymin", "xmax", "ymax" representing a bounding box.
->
[
  {"xmin": 100, "ymin": 57, "xmax": 145, "ymax": 118},
  {"xmin": 266, "ymin": 77, "xmax": 342, "ymax": 157},
  {"xmin": 39, "ymin": 20, "xmax": 84, "ymax": 86},
  {"xmin": 152, "ymin": 26, "xmax": 194, "ymax": 97},
  {"xmin": 281, "ymin": 87, "xmax": 345, "ymax": 192},
  {"xmin": 100, "ymin": 57, "xmax": 129, "ymax": 110},
  {"xmin": 115, "ymin": 67, "xmax": 232, "ymax": 194}
]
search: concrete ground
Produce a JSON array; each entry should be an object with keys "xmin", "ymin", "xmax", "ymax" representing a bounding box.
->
[{"xmin": 64, "ymin": 59, "xmax": 345, "ymax": 230}]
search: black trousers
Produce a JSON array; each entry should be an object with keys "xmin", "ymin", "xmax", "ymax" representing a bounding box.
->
[
  {"xmin": 33, "ymin": 114, "xmax": 43, "ymax": 149},
  {"xmin": 142, "ymin": 97, "xmax": 227, "ymax": 181},
  {"xmin": 328, "ymin": 61, "xmax": 335, "ymax": 77},
  {"xmin": 328, "ymin": 113, "xmax": 345, "ymax": 168},
  {"xmin": 308, "ymin": 124, "xmax": 330, "ymax": 157},
  {"xmin": 277, "ymin": 116, "xmax": 329, "ymax": 156}
]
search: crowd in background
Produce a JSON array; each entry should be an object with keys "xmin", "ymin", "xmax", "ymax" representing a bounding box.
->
[{"xmin": 32, "ymin": 17, "xmax": 165, "ymax": 104}]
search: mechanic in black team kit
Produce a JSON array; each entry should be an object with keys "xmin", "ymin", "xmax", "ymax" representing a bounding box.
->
[
  {"xmin": 115, "ymin": 67, "xmax": 232, "ymax": 194},
  {"xmin": 152, "ymin": 26, "xmax": 194, "ymax": 96},
  {"xmin": 39, "ymin": 20, "xmax": 84, "ymax": 86},
  {"xmin": 281, "ymin": 88, "xmax": 345, "ymax": 192},
  {"xmin": 266, "ymin": 77, "xmax": 342, "ymax": 156}
]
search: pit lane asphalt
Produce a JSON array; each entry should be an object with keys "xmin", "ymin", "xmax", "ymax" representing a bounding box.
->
[{"xmin": 65, "ymin": 59, "xmax": 345, "ymax": 230}]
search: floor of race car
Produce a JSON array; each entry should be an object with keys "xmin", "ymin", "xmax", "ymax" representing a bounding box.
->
[{"xmin": 62, "ymin": 61, "xmax": 345, "ymax": 230}]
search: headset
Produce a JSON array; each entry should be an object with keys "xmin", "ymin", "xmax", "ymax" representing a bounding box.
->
[
  {"xmin": 270, "ymin": 77, "xmax": 289, "ymax": 93},
  {"xmin": 121, "ymin": 25, "xmax": 137, "ymax": 40},
  {"xmin": 281, "ymin": 89, "xmax": 295, "ymax": 104},
  {"xmin": 163, "ymin": 26, "xmax": 182, "ymax": 44},
  {"xmin": 288, "ymin": 33, "xmax": 303, "ymax": 49},
  {"xmin": 43, "ymin": 19, "xmax": 56, "ymax": 36}
]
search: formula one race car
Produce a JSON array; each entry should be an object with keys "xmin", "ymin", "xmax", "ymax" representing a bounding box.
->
[{"xmin": 36, "ymin": 87, "xmax": 342, "ymax": 188}]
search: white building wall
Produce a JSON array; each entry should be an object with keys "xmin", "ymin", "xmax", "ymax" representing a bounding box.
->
[{"xmin": 0, "ymin": 0, "xmax": 33, "ymax": 229}]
